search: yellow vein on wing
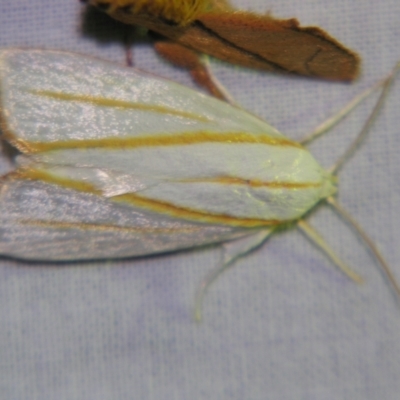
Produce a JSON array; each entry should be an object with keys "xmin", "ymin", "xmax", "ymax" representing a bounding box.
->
[
  {"xmin": 12, "ymin": 169, "xmax": 298, "ymax": 227},
  {"xmin": 29, "ymin": 90, "xmax": 210, "ymax": 122},
  {"xmin": 177, "ymin": 176, "xmax": 321, "ymax": 189},
  {"xmin": 18, "ymin": 219, "xmax": 211, "ymax": 234},
  {"xmin": 12, "ymin": 131, "xmax": 302, "ymax": 153},
  {"xmin": 116, "ymin": 193, "xmax": 286, "ymax": 227}
]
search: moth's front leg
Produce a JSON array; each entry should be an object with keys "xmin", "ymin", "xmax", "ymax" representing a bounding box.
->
[{"xmin": 154, "ymin": 40, "xmax": 230, "ymax": 101}]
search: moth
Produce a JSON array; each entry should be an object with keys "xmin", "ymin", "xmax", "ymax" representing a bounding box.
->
[
  {"xmin": 0, "ymin": 49, "xmax": 398, "ymax": 319},
  {"xmin": 80, "ymin": 0, "xmax": 360, "ymax": 99}
]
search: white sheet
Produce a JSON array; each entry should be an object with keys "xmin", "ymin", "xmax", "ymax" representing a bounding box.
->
[{"xmin": 1, "ymin": 1, "xmax": 399, "ymax": 399}]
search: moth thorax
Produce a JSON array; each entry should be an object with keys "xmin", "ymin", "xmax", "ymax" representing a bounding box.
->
[{"xmin": 321, "ymin": 173, "xmax": 338, "ymax": 200}]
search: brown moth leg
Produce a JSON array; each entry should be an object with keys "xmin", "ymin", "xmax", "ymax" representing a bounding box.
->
[
  {"xmin": 123, "ymin": 25, "xmax": 137, "ymax": 66},
  {"xmin": 154, "ymin": 40, "xmax": 228, "ymax": 100}
]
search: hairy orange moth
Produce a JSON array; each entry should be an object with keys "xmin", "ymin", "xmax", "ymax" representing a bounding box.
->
[
  {"xmin": 0, "ymin": 49, "xmax": 397, "ymax": 320},
  {"xmin": 80, "ymin": 0, "xmax": 360, "ymax": 99}
]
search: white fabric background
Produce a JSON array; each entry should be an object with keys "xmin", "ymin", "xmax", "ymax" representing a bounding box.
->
[{"xmin": 1, "ymin": 1, "xmax": 400, "ymax": 399}]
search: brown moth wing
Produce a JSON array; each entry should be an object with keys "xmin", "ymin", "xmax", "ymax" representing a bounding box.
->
[
  {"xmin": 101, "ymin": 10, "xmax": 287, "ymax": 69},
  {"xmin": 197, "ymin": 12, "xmax": 360, "ymax": 81},
  {"xmin": 97, "ymin": 6, "xmax": 359, "ymax": 81}
]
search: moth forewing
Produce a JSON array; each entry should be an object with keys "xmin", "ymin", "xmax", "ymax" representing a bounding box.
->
[{"xmin": 0, "ymin": 49, "xmax": 398, "ymax": 318}]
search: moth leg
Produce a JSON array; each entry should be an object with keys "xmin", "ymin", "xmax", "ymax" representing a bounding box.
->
[
  {"xmin": 123, "ymin": 25, "xmax": 145, "ymax": 67},
  {"xmin": 154, "ymin": 40, "xmax": 232, "ymax": 101},
  {"xmin": 194, "ymin": 229, "xmax": 273, "ymax": 321},
  {"xmin": 297, "ymin": 219, "xmax": 363, "ymax": 283},
  {"xmin": 123, "ymin": 27, "xmax": 135, "ymax": 66}
]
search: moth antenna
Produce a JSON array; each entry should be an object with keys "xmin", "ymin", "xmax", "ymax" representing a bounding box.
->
[
  {"xmin": 297, "ymin": 219, "xmax": 363, "ymax": 283},
  {"xmin": 299, "ymin": 80, "xmax": 383, "ymax": 145},
  {"xmin": 330, "ymin": 61, "xmax": 400, "ymax": 175},
  {"xmin": 327, "ymin": 196, "xmax": 400, "ymax": 300},
  {"xmin": 301, "ymin": 61, "xmax": 400, "ymax": 146}
]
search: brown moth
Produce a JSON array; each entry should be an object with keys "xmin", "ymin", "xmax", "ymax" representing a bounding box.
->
[{"xmin": 81, "ymin": 0, "xmax": 360, "ymax": 99}]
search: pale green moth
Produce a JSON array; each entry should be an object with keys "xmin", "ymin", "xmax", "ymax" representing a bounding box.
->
[{"xmin": 0, "ymin": 49, "xmax": 398, "ymax": 319}]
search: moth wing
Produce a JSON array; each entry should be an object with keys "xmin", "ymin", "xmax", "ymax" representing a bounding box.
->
[
  {"xmin": 0, "ymin": 49, "xmax": 331, "ymax": 224},
  {"xmin": 0, "ymin": 48, "xmax": 283, "ymax": 152},
  {"xmin": 198, "ymin": 12, "xmax": 359, "ymax": 81},
  {"xmin": 0, "ymin": 178, "xmax": 253, "ymax": 261},
  {"xmin": 14, "ymin": 156, "xmax": 164, "ymax": 197}
]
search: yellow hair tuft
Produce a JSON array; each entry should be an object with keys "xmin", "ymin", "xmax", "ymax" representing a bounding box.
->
[{"xmin": 102, "ymin": 0, "xmax": 211, "ymax": 25}]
